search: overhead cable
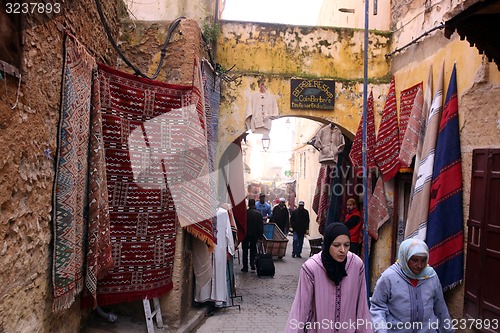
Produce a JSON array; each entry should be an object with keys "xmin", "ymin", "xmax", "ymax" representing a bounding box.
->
[{"xmin": 95, "ymin": 0, "xmax": 184, "ymax": 79}]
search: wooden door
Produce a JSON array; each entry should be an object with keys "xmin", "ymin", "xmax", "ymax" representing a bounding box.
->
[{"xmin": 464, "ymin": 149, "xmax": 500, "ymax": 332}]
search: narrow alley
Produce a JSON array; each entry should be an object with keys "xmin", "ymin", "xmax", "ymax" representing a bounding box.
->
[
  {"xmin": 193, "ymin": 235, "xmax": 308, "ymax": 333},
  {"xmin": 82, "ymin": 235, "xmax": 310, "ymax": 333}
]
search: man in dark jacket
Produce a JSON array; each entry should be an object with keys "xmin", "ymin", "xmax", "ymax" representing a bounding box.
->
[
  {"xmin": 290, "ymin": 201, "xmax": 310, "ymax": 258},
  {"xmin": 241, "ymin": 199, "xmax": 264, "ymax": 272},
  {"xmin": 271, "ymin": 197, "xmax": 290, "ymax": 235}
]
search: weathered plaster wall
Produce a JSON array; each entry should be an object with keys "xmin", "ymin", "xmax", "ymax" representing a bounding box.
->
[
  {"xmin": 317, "ymin": 0, "xmax": 391, "ymax": 30},
  {"xmin": 0, "ymin": 1, "xmax": 121, "ymax": 332},
  {"xmin": 390, "ymin": 0, "xmax": 500, "ymax": 320},
  {"xmin": 117, "ymin": 18, "xmax": 205, "ymax": 328},
  {"xmin": 119, "ymin": 19, "xmax": 203, "ymax": 85},
  {"xmin": 124, "ymin": 0, "xmax": 216, "ymax": 26},
  {"xmin": 216, "ymin": 21, "xmax": 392, "ymax": 157}
]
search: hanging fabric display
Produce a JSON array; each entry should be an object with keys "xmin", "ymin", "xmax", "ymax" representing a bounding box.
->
[
  {"xmin": 367, "ymin": 177, "xmax": 390, "ymax": 240},
  {"xmin": 87, "ymin": 62, "xmax": 215, "ymax": 306},
  {"xmin": 202, "ymin": 59, "xmax": 220, "ymax": 232},
  {"xmin": 427, "ymin": 64, "xmax": 464, "ymax": 290},
  {"xmin": 221, "ymin": 138, "xmax": 248, "ymax": 242},
  {"xmin": 374, "ymin": 77, "xmax": 400, "ymax": 181},
  {"xmin": 52, "ymin": 34, "xmax": 113, "ymax": 311},
  {"xmin": 312, "ymin": 164, "xmax": 333, "ymax": 234},
  {"xmin": 399, "ymin": 82, "xmax": 422, "ymax": 147},
  {"xmin": 399, "ymin": 83, "xmax": 424, "ymax": 168},
  {"xmin": 404, "ymin": 64, "xmax": 444, "ymax": 240},
  {"xmin": 349, "ymin": 90, "xmax": 377, "ymax": 171}
]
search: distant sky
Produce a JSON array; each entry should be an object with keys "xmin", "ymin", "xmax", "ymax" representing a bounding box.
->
[{"xmin": 221, "ymin": 0, "xmax": 323, "ymax": 26}]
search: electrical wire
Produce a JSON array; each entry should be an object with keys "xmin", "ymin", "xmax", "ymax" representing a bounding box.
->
[
  {"xmin": 94, "ymin": 0, "xmax": 184, "ymax": 79},
  {"xmin": 385, "ymin": 23, "xmax": 444, "ymax": 58}
]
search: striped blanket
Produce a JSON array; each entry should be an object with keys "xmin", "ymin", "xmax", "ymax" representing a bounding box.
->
[{"xmin": 427, "ymin": 64, "xmax": 464, "ymax": 290}]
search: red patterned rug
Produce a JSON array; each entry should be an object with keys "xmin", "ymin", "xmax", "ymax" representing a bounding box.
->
[
  {"xmin": 89, "ymin": 63, "xmax": 215, "ymax": 306},
  {"xmin": 399, "ymin": 82, "xmax": 422, "ymax": 147}
]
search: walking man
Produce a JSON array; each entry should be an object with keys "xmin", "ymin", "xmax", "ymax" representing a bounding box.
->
[
  {"xmin": 255, "ymin": 193, "xmax": 272, "ymax": 222},
  {"xmin": 271, "ymin": 197, "xmax": 289, "ymax": 235},
  {"xmin": 241, "ymin": 199, "xmax": 264, "ymax": 272},
  {"xmin": 290, "ymin": 201, "xmax": 310, "ymax": 258}
]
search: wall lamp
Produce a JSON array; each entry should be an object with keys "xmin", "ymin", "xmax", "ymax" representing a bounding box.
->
[{"xmin": 262, "ymin": 134, "xmax": 271, "ymax": 152}]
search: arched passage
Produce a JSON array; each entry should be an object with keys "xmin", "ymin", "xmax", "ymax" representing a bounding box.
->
[{"xmin": 217, "ymin": 115, "xmax": 360, "ymax": 239}]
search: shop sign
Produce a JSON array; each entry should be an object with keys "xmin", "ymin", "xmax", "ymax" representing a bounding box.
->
[{"xmin": 290, "ymin": 79, "xmax": 335, "ymax": 110}]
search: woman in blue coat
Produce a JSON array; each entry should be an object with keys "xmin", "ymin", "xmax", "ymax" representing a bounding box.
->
[{"xmin": 370, "ymin": 238, "xmax": 454, "ymax": 333}]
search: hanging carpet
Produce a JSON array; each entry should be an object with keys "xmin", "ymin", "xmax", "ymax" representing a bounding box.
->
[
  {"xmin": 399, "ymin": 82, "xmax": 422, "ymax": 147},
  {"xmin": 427, "ymin": 64, "xmax": 464, "ymax": 290},
  {"xmin": 52, "ymin": 34, "xmax": 93, "ymax": 311},
  {"xmin": 349, "ymin": 90, "xmax": 377, "ymax": 171},
  {"xmin": 88, "ymin": 63, "xmax": 215, "ymax": 306},
  {"xmin": 374, "ymin": 77, "xmax": 400, "ymax": 181},
  {"xmin": 52, "ymin": 35, "xmax": 113, "ymax": 311}
]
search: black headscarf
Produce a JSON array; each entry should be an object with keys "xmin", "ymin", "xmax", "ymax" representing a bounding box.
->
[{"xmin": 321, "ymin": 223, "xmax": 350, "ymax": 285}]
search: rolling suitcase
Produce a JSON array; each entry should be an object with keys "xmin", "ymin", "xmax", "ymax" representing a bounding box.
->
[{"xmin": 256, "ymin": 241, "xmax": 275, "ymax": 277}]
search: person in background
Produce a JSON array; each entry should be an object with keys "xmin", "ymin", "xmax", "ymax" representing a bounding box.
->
[
  {"xmin": 290, "ymin": 201, "xmax": 310, "ymax": 258},
  {"xmin": 344, "ymin": 198, "xmax": 362, "ymax": 255},
  {"xmin": 285, "ymin": 223, "xmax": 372, "ymax": 333},
  {"xmin": 241, "ymin": 199, "xmax": 264, "ymax": 272},
  {"xmin": 370, "ymin": 238, "xmax": 454, "ymax": 333},
  {"xmin": 255, "ymin": 193, "xmax": 272, "ymax": 222},
  {"xmin": 270, "ymin": 197, "xmax": 289, "ymax": 235}
]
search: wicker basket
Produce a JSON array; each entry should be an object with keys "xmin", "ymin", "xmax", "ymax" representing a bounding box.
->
[{"xmin": 262, "ymin": 223, "xmax": 288, "ymax": 259}]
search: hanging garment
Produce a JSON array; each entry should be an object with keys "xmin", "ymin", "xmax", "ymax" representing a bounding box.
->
[
  {"xmin": 193, "ymin": 237, "xmax": 213, "ymax": 303},
  {"xmin": 211, "ymin": 207, "xmax": 235, "ymax": 305},
  {"xmin": 245, "ymin": 90, "xmax": 279, "ymax": 135},
  {"xmin": 315, "ymin": 124, "xmax": 345, "ymax": 165}
]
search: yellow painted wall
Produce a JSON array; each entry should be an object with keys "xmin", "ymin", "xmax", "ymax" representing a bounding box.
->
[{"xmin": 216, "ymin": 21, "xmax": 392, "ymax": 157}]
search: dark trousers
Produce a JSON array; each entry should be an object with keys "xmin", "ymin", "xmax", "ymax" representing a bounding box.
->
[
  {"xmin": 242, "ymin": 235, "xmax": 258, "ymax": 269},
  {"xmin": 292, "ymin": 232, "xmax": 305, "ymax": 256}
]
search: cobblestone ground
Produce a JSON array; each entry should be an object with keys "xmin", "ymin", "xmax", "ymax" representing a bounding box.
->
[{"xmin": 193, "ymin": 235, "xmax": 311, "ymax": 333}]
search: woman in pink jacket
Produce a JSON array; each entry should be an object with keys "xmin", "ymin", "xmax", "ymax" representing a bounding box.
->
[{"xmin": 285, "ymin": 223, "xmax": 373, "ymax": 333}]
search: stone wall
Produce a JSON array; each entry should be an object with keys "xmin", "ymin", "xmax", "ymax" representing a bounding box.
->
[{"xmin": 0, "ymin": 1, "xmax": 122, "ymax": 332}]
